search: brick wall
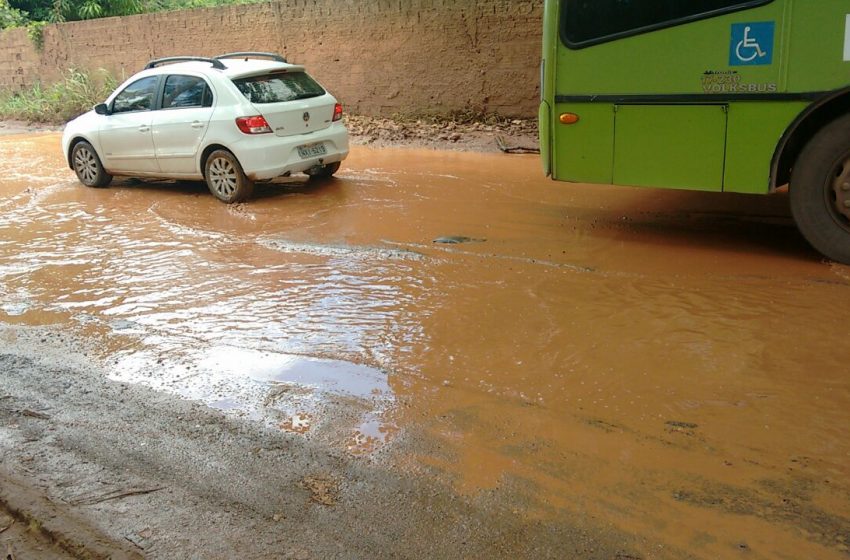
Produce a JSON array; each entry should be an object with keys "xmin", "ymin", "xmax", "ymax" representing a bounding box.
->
[{"xmin": 0, "ymin": 0, "xmax": 543, "ymax": 118}]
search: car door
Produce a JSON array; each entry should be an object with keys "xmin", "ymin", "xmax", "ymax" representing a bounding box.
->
[
  {"xmin": 151, "ymin": 75, "xmax": 215, "ymax": 175},
  {"xmin": 98, "ymin": 76, "xmax": 161, "ymax": 174}
]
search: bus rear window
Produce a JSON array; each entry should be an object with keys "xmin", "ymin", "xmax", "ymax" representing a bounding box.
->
[
  {"xmin": 232, "ymin": 72, "xmax": 325, "ymax": 104},
  {"xmin": 563, "ymin": 0, "xmax": 773, "ymax": 47}
]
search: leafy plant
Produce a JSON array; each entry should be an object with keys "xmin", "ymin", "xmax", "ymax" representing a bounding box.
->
[
  {"xmin": 0, "ymin": 67, "xmax": 117, "ymax": 123},
  {"xmin": 26, "ymin": 20, "xmax": 46, "ymax": 49},
  {"xmin": 6, "ymin": 0, "xmax": 267, "ymax": 28},
  {"xmin": 0, "ymin": 0, "xmax": 26, "ymax": 29}
]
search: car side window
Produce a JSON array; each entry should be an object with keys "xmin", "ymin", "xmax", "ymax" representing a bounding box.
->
[
  {"xmin": 111, "ymin": 76, "xmax": 159, "ymax": 114},
  {"xmin": 163, "ymin": 75, "xmax": 214, "ymax": 110}
]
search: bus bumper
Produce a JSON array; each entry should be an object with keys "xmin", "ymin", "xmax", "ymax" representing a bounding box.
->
[{"xmin": 538, "ymin": 100, "xmax": 552, "ymax": 177}]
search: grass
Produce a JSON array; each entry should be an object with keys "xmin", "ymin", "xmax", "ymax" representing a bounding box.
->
[{"xmin": 0, "ymin": 68, "xmax": 117, "ymax": 124}]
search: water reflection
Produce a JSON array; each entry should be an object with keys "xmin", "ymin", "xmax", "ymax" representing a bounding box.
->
[
  {"xmin": 0, "ymin": 136, "xmax": 425, "ymax": 456},
  {"xmin": 2, "ymin": 135, "xmax": 849, "ymax": 559},
  {"xmin": 109, "ymin": 346, "xmax": 398, "ymax": 447}
]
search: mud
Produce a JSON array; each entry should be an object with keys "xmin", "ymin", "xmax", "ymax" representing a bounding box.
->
[
  {"xmin": 0, "ymin": 333, "xmax": 643, "ymax": 559},
  {"xmin": 344, "ymin": 114, "xmax": 539, "ymax": 153},
  {"xmin": 0, "ymin": 132, "xmax": 848, "ymax": 559},
  {"xmin": 0, "ymin": 465, "xmax": 141, "ymax": 559}
]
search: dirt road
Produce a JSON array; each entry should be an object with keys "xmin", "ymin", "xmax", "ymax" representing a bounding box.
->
[{"xmin": 0, "ymin": 132, "xmax": 848, "ymax": 559}]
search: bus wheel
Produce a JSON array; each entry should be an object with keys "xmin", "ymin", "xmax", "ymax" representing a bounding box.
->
[{"xmin": 790, "ymin": 114, "xmax": 850, "ymax": 264}]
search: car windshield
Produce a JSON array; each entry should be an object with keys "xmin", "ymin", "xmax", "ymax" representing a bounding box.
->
[{"xmin": 232, "ymin": 72, "xmax": 325, "ymax": 104}]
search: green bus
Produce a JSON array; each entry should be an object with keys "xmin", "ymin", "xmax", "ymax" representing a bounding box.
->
[{"xmin": 539, "ymin": 0, "xmax": 850, "ymax": 263}]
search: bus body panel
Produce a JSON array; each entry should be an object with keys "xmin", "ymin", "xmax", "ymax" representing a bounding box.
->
[
  {"xmin": 613, "ymin": 105, "xmax": 727, "ymax": 191},
  {"xmin": 787, "ymin": 2, "xmax": 849, "ymax": 93},
  {"xmin": 544, "ymin": 0, "xmax": 850, "ymax": 195},
  {"xmin": 539, "ymin": 100, "xmax": 552, "ymax": 176},
  {"xmin": 553, "ymin": 3, "xmax": 786, "ymax": 97},
  {"xmin": 539, "ymin": 0, "xmax": 559, "ymax": 177},
  {"xmin": 552, "ymin": 103, "xmax": 614, "ymax": 184},
  {"xmin": 723, "ymin": 101, "xmax": 808, "ymax": 193}
]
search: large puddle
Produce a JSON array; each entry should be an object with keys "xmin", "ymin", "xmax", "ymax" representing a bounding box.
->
[{"xmin": 1, "ymin": 133, "xmax": 848, "ymax": 559}]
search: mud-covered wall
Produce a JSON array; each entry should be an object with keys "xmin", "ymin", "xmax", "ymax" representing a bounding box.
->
[{"xmin": 0, "ymin": 0, "xmax": 543, "ymax": 118}]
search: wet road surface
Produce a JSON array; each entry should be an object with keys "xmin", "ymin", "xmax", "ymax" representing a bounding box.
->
[{"xmin": 1, "ymin": 132, "xmax": 849, "ymax": 559}]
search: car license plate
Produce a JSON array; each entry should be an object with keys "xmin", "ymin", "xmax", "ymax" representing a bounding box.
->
[{"xmin": 297, "ymin": 143, "xmax": 327, "ymax": 159}]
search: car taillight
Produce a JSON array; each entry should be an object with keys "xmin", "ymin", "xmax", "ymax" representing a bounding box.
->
[
  {"xmin": 332, "ymin": 103, "xmax": 343, "ymax": 122},
  {"xmin": 235, "ymin": 116, "xmax": 272, "ymax": 134}
]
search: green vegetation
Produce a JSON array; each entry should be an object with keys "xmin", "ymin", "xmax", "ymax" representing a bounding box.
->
[
  {"xmin": 26, "ymin": 19, "xmax": 44, "ymax": 49},
  {"xmin": 0, "ymin": 0, "xmax": 261, "ymax": 30},
  {"xmin": 0, "ymin": 0, "xmax": 26, "ymax": 28},
  {"xmin": 0, "ymin": 68, "xmax": 117, "ymax": 123}
]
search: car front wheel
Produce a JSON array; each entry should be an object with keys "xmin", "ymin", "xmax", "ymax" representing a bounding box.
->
[
  {"xmin": 71, "ymin": 141, "xmax": 112, "ymax": 188},
  {"xmin": 205, "ymin": 150, "xmax": 254, "ymax": 203}
]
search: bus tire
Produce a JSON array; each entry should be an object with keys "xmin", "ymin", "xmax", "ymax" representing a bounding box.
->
[{"xmin": 790, "ymin": 113, "xmax": 850, "ymax": 264}]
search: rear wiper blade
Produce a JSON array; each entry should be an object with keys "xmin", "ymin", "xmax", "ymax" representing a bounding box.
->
[{"xmin": 291, "ymin": 93, "xmax": 322, "ymax": 100}]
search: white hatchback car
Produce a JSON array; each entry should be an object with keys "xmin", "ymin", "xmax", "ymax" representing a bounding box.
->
[{"xmin": 62, "ymin": 52, "xmax": 349, "ymax": 203}]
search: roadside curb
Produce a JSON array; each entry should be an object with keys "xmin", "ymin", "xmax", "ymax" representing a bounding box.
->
[{"xmin": 0, "ymin": 466, "xmax": 144, "ymax": 560}]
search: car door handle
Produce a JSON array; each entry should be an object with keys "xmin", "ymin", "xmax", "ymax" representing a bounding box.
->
[
  {"xmin": 191, "ymin": 121, "xmax": 205, "ymax": 129},
  {"xmin": 138, "ymin": 126, "xmax": 150, "ymax": 133}
]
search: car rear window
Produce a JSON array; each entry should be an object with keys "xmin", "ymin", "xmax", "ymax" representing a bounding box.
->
[{"xmin": 232, "ymin": 72, "xmax": 325, "ymax": 104}]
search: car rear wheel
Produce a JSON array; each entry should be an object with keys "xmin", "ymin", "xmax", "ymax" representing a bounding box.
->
[
  {"xmin": 790, "ymin": 113, "xmax": 850, "ymax": 264},
  {"xmin": 306, "ymin": 161, "xmax": 341, "ymax": 179},
  {"xmin": 205, "ymin": 150, "xmax": 254, "ymax": 203},
  {"xmin": 71, "ymin": 141, "xmax": 112, "ymax": 188}
]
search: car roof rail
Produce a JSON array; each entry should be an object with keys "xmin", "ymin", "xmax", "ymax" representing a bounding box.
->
[
  {"xmin": 144, "ymin": 56, "xmax": 226, "ymax": 70},
  {"xmin": 215, "ymin": 52, "xmax": 288, "ymax": 63}
]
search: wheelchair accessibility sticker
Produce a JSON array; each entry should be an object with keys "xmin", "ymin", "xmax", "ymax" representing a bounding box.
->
[{"xmin": 729, "ymin": 22, "xmax": 774, "ymax": 66}]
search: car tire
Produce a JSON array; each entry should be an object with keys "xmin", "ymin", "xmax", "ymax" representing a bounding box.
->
[
  {"xmin": 306, "ymin": 161, "xmax": 341, "ymax": 179},
  {"xmin": 71, "ymin": 141, "xmax": 112, "ymax": 188},
  {"xmin": 790, "ymin": 113, "xmax": 850, "ymax": 264},
  {"xmin": 204, "ymin": 150, "xmax": 254, "ymax": 203}
]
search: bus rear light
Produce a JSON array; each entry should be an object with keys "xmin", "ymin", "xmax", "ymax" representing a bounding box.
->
[{"xmin": 559, "ymin": 113, "xmax": 580, "ymax": 125}]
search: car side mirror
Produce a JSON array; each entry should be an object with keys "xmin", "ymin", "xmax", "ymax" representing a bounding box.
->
[{"xmin": 94, "ymin": 103, "xmax": 110, "ymax": 116}]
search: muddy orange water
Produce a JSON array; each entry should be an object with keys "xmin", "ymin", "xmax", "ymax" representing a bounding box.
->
[{"xmin": 1, "ymin": 133, "xmax": 848, "ymax": 559}]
